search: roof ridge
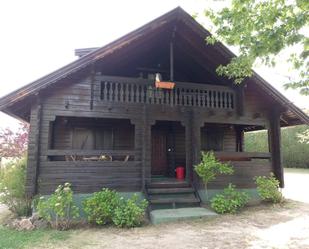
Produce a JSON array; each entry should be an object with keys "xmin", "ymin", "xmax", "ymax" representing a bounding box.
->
[{"xmin": 0, "ymin": 6, "xmax": 308, "ymax": 125}]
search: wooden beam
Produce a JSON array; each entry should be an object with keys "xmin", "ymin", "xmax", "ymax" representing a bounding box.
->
[
  {"xmin": 268, "ymin": 111, "xmax": 284, "ymax": 187},
  {"xmin": 25, "ymin": 96, "xmax": 42, "ymax": 197},
  {"xmin": 170, "ymin": 41, "xmax": 174, "ymax": 81},
  {"xmin": 89, "ymin": 65, "xmax": 95, "ymax": 110},
  {"xmin": 235, "ymin": 84, "xmax": 244, "ymax": 116},
  {"xmin": 183, "ymin": 111, "xmax": 193, "ymax": 181}
]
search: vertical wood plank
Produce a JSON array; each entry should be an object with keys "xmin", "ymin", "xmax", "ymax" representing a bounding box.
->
[
  {"xmin": 268, "ymin": 110, "xmax": 284, "ymax": 187},
  {"xmin": 25, "ymin": 96, "xmax": 42, "ymax": 197}
]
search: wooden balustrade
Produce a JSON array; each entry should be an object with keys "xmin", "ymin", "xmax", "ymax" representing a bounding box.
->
[
  {"xmin": 46, "ymin": 149, "xmax": 138, "ymax": 162},
  {"xmin": 214, "ymin": 151, "xmax": 271, "ymax": 162},
  {"xmin": 98, "ymin": 76, "xmax": 235, "ymax": 109}
]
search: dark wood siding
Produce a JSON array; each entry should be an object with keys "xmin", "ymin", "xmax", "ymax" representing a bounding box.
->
[
  {"xmin": 25, "ymin": 74, "xmax": 275, "ymax": 195},
  {"xmin": 207, "ymin": 160, "xmax": 272, "ymax": 189}
]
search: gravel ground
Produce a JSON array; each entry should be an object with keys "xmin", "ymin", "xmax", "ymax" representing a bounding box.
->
[
  {"xmin": 32, "ymin": 200, "xmax": 309, "ymax": 249},
  {"xmin": 2, "ymin": 169, "xmax": 309, "ymax": 249}
]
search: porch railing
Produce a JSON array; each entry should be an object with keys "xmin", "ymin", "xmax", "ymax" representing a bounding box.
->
[
  {"xmin": 46, "ymin": 149, "xmax": 138, "ymax": 162},
  {"xmin": 214, "ymin": 152, "xmax": 271, "ymax": 161},
  {"xmin": 98, "ymin": 76, "xmax": 235, "ymax": 109}
]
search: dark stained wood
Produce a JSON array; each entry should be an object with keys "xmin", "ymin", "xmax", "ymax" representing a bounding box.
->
[
  {"xmin": 170, "ymin": 41, "xmax": 174, "ymax": 81},
  {"xmin": 206, "ymin": 160, "xmax": 273, "ymax": 189},
  {"xmin": 268, "ymin": 110, "xmax": 284, "ymax": 187},
  {"xmin": 214, "ymin": 151, "xmax": 271, "ymax": 160},
  {"xmin": 45, "ymin": 149, "xmax": 137, "ymax": 157},
  {"xmin": 151, "ymin": 129, "xmax": 168, "ymax": 175},
  {"xmin": 25, "ymin": 97, "xmax": 42, "ymax": 197},
  {"xmin": 0, "ymin": 7, "xmax": 301, "ymax": 198}
]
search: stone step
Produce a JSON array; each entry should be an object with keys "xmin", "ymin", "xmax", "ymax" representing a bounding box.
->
[
  {"xmin": 147, "ymin": 187, "xmax": 195, "ymax": 194},
  {"xmin": 150, "ymin": 207, "xmax": 218, "ymax": 224}
]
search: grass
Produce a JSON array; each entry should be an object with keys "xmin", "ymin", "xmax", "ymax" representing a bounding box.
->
[{"xmin": 0, "ymin": 226, "xmax": 70, "ymax": 249}]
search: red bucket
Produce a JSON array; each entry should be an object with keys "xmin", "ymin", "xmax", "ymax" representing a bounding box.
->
[{"xmin": 175, "ymin": 166, "xmax": 185, "ymax": 180}]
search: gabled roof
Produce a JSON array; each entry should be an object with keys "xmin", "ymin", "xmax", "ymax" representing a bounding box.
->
[{"xmin": 0, "ymin": 7, "xmax": 308, "ymax": 125}]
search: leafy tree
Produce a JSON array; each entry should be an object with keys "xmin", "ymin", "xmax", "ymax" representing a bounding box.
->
[
  {"xmin": 0, "ymin": 122, "xmax": 29, "ymax": 165},
  {"xmin": 297, "ymin": 126, "xmax": 309, "ymax": 144},
  {"xmin": 203, "ymin": 0, "xmax": 308, "ymax": 143},
  {"xmin": 204, "ymin": 0, "xmax": 308, "ymax": 95},
  {"xmin": 194, "ymin": 151, "xmax": 234, "ymax": 201}
]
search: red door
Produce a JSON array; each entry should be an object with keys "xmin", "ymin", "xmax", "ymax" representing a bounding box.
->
[{"xmin": 151, "ymin": 129, "xmax": 167, "ymax": 176}]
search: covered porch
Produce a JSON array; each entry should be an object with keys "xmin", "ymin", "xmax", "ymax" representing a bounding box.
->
[{"xmin": 42, "ymin": 113, "xmax": 280, "ymax": 195}]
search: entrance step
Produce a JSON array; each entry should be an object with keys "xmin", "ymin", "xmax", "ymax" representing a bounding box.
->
[
  {"xmin": 146, "ymin": 180, "xmax": 201, "ymax": 210},
  {"xmin": 150, "ymin": 207, "xmax": 218, "ymax": 224},
  {"xmin": 149, "ymin": 196, "xmax": 200, "ymax": 204},
  {"xmin": 147, "ymin": 187, "xmax": 194, "ymax": 194},
  {"xmin": 147, "ymin": 181, "xmax": 190, "ymax": 189}
]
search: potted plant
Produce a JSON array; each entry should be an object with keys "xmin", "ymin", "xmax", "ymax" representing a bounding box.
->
[{"xmin": 155, "ymin": 73, "xmax": 175, "ymax": 89}]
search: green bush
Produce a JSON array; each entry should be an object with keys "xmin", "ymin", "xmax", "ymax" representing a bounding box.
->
[
  {"xmin": 245, "ymin": 125, "xmax": 309, "ymax": 168},
  {"xmin": 36, "ymin": 183, "xmax": 79, "ymax": 230},
  {"xmin": 255, "ymin": 174, "xmax": 283, "ymax": 203},
  {"xmin": 0, "ymin": 157, "xmax": 31, "ymax": 216},
  {"xmin": 112, "ymin": 194, "xmax": 148, "ymax": 228},
  {"xmin": 83, "ymin": 188, "xmax": 121, "ymax": 225},
  {"xmin": 194, "ymin": 151, "xmax": 234, "ymax": 200},
  {"xmin": 210, "ymin": 184, "xmax": 249, "ymax": 214}
]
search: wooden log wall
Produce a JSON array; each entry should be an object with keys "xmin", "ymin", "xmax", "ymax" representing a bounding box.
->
[
  {"xmin": 25, "ymin": 74, "xmax": 275, "ymax": 195},
  {"xmin": 206, "ymin": 160, "xmax": 273, "ymax": 189}
]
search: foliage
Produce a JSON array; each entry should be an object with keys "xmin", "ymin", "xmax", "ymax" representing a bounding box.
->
[
  {"xmin": 194, "ymin": 151, "xmax": 234, "ymax": 200},
  {"xmin": 0, "ymin": 225, "xmax": 70, "ymax": 249},
  {"xmin": 112, "ymin": 194, "xmax": 148, "ymax": 228},
  {"xmin": 297, "ymin": 129, "xmax": 309, "ymax": 144},
  {"xmin": 0, "ymin": 122, "xmax": 29, "ymax": 159},
  {"xmin": 0, "ymin": 157, "xmax": 31, "ymax": 216},
  {"xmin": 255, "ymin": 174, "xmax": 283, "ymax": 203},
  {"xmin": 245, "ymin": 125, "xmax": 309, "ymax": 168},
  {"xmin": 83, "ymin": 188, "xmax": 121, "ymax": 225},
  {"xmin": 210, "ymin": 184, "xmax": 250, "ymax": 214},
  {"xmin": 204, "ymin": 0, "xmax": 309, "ymax": 95},
  {"xmin": 36, "ymin": 183, "xmax": 79, "ymax": 230}
]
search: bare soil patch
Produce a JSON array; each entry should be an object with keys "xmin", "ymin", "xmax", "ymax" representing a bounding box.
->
[{"xmin": 30, "ymin": 200, "xmax": 309, "ymax": 249}]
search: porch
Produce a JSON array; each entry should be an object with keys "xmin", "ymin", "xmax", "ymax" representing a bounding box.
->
[{"xmin": 41, "ymin": 115, "xmax": 276, "ymax": 200}]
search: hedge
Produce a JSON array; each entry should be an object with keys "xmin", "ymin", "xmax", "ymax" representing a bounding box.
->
[{"xmin": 244, "ymin": 125, "xmax": 309, "ymax": 168}]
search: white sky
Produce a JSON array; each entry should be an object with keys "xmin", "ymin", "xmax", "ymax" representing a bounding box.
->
[{"xmin": 0, "ymin": 0, "xmax": 308, "ymax": 130}]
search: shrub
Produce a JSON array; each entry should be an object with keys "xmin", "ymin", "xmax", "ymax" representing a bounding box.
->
[
  {"xmin": 112, "ymin": 194, "xmax": 148, "ymax": 228},
  {"xmin": 194, "ymin": 151, "xmax": 234, "ymax": 200},
  {"xmin": 245, "ymin": 125, "xmax": 309, "ymax": 168},
  {"xmin": 210, "ymin": 184, "xmax": 249, "ymax": 214},
  {"xmin": 255, "ymin": 174, "xmax": 283, "ymax": 203},
  {"xmin": 0, "ymin": 157, "xmax": 31, "ymax": 216},
  {"xmin": 36, "ymin": 183, "xmax": 79, "ymax": 230},
  {"xmin": 83, "ymin": 188, "xmax": 121, "ymax": 225}
]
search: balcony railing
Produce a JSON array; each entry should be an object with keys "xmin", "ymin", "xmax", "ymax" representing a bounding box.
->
[{"xmin": 98, "ymin": 76, "xmax": 235, "ymax": 110}]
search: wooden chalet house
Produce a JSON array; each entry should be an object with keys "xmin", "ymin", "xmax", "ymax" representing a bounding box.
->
[{"xmin": 0, "ymin": 7, "xmax": 308, "ymax": 206}]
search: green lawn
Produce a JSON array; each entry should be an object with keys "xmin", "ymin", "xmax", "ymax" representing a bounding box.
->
[{"xmin": 0, "ymin": 226, "xmax": 70, "ymax": 249}]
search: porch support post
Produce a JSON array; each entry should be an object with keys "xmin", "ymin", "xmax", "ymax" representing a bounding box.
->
[
  {"xmin": 183, "ymin": 111, "xmax": 192, "ymax": 181},
  {"xmin": 183, "ymin": 110, "xmax": 203, "ymax": 182},
  {"xmin": 131, "ymin": 118, "xmax": 144, "ymax": 191},
  {"xmin": 25, "ymin": 95, "xmax": 42, "ymax": 197},
  {"xmin": 192, "ymin": 111, "xmax": 203, "ymax": 183},
  {"xmin": 143, "ymin": 106, "xmax": 155, "ymax": 185},
  {"xmin": 268, "ymin": 110, "xmax": 284, "ymax": 187}
]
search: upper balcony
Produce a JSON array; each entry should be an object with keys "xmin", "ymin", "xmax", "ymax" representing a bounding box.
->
[{"xmin": 97, "ymin": 75, "xmax": 236, "ymax": 110}]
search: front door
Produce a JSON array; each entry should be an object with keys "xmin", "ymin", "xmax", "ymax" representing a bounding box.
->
[{"xmin": 151, "ymin": 129, "xmax": 167, "ymax": 176}]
